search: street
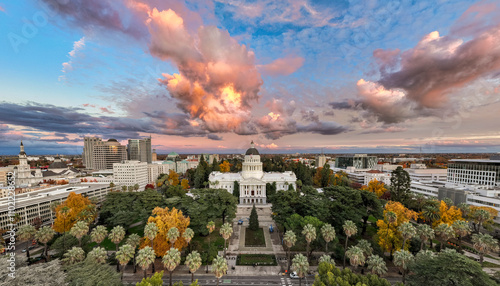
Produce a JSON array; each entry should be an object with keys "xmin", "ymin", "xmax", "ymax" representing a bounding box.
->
[{"xmin": 124, "ymin": 274, "xmax": 314, "ymax": 286}]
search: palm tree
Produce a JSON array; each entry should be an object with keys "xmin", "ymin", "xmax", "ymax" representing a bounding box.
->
[
  {"xmin": 69, "ymin": 221, "xmax": 88, "ymax": 247},
  {"xmin": 398, "ymin": 222, "xmax": 416, "ymax": 249},
  {"xmin": 183, "ymin": 228, "xmax": 195, "ymax": 252},
  {"xmin": 126, "ymin": 233, "xmax": 141, "ymax": 273},
  {"xmin": 321, "ymin": 223, "xmax": 336, "ymax": 255},
  {"xmin": 144, "ymin": 222, "xmax": 159, "ymax": 272},
  {"xmin": 35, "ymin": 226, "xmax": 55, "ymax": 262},
  {"xmin": 63, "ymin": 246, "xmax": 85, "ymax": 265},
  {"xmin": 136, "ymin": 246, "xmax": 156, "ymax": 279},
  {"xmin": 90, "ymin": 225, "xmax": 108, "ymax": 247},
  {"xmin": 318, "ymin": 254, "xmax": 334, "ymax": 265},
  {"xmin": 291, "ymin": 253, "xmax": 309, "ymax": 286},
  {"xmin": 435, "ymin": 223, "xmax": 455, "ymax": 251},
  {"xmin": 116, "ymin": 244, "xmax": 135, "ymax": 280},
  {"xmin": 345, "ymin": 246, "xmax": 365, "ymax": 273},
  {"xmin": 452, "ymin": 220, "xmax": 471, "ymax": 251},
  {"xmin": 342, "ymin": 220, "xmax": 357, "ymax": 269},
  {"xmin": 394, "ymin": 250, "xmax": 413, "ymax": 284},
  {"xmin": 121, "ymin": 185, "xmax": 127, "ymax": 192},
  {"xmin": 415, "ymin": 249, "xmax": 435, "ymax": 261},
  {"xmin": 206, "ymin": 221, "xmax": 216, "ymax": 272},
  {"xmin": 185, "ymin": 251, "xmax": 202, "ymax": 283},
  {"xmin": 163, "ymin": 248, "xmax": 181, "ymax": 286},
  {"xmin": 167, "ymin": 227, "xmax": 180, "ymax": 248},
  {"xmin": 87, "ymin": 246, "xmax": 108, "ymax": 264},
  {"xmin": 58, "ymin": 206, "xmax": 70, "ymax": 253},
  {"xmin": 109, "ymin": 225, "xmax": 126, "ymax": 271},
  {"xmin": 472, "ymin": 233, "xmax": 499, "ymax": 266},
  {"xmin": 212, "ymin": 255, "xmax": 228, "ymax": 286},
  {"xmin": 283, "ymin": 230, "xmax": 297, "ymax": 273},
  {"xmin": 133, "ymin": 183, "xmax": 139, "ymax": 191},
  {"xmin": 422, "ymin": 206, "xmax": 440, "ymax": 226},
  {"xmin": 220, "ymin": 223, "xmax": 233, "ymax": 258},
  {"xmin": 18, "ymin": 224, "xmax": 36, "ymax": 262},
  {"xmin": 367, "ymin": 255, "xmax": 387, "ymax": 277},
  {"xmin": 49, "ymin": 201, "xmax": 61, "ymax": 226},
  {"xmin": 302, "ymin": 224, "xmax": 316, "ymax": 262},
  {"xmin": 416, "ymin": 224, "xmax": 434, "ymax": 251},
  {"xmin": 472, "ymin": 209, "xmax": 490, "ymax": 233},
  {"xmin": 356, "ymin": 239, "xmax": 372, "ymax": 270}
]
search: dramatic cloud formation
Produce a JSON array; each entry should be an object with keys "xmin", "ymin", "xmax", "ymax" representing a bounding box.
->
[
  {"xmin": 358, "ymin": 1, "xmax": 500, "ymax": 124},
  {"xmin": 258, "ymin": 56, "xmax": 305, "ymax": 76}
]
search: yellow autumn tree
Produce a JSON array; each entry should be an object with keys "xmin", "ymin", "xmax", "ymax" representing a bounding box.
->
[
  {"xmin": 168, "ymin": 170, "xmax": 179, "ymax": 186},
  {"xmin": 219, "ymin": 161, "xmax": 231, "ymax": 173},
  {"xmin": 433, "ymin": 201, "xmax": 463, "ymax": 227},
  {"xmin": 181, "ymin": 179, "xmax": 189, "ymax": 190},
  {"xmin": 376, "ymin": 201, "xmax": 418, "ymax": 255},
  {"xmin": 141, "ymin": 207, "xmax": 190, "ymax": 256},
  {"xmin": 53, "ymin": 192, "xmax": 96, "ymax": 233},
  {"xmin": 361, "ymin": 179, "xmax": 387, "ymax": 198}
]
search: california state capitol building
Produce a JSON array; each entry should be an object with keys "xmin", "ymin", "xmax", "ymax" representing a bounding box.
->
[{"xmin": 209, "ymin": 141, "xmax": 296, "ymax": 205}]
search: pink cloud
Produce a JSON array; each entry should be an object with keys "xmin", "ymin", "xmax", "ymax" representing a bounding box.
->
[
  {"xmin": 0, "ymin": 5, "xmax": 5, "ymax": 13},
  {"xmin": 99, "ymin": 107, "xmax": 114, "ymax": 114},
  {"xmin": 258, "ymin": 56, "xmax": 305, "ymax": 76}
]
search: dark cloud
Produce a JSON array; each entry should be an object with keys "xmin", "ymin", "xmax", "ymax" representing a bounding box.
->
[
  {"xmin": 328, "ymin": 100, "xmax": 360, "ymax": 110},
  {"xmin": 207, "ymin": 134, "xmax": 223, "ymax": 141},
  {"xmin": 40, "ymin": 0, "xmax": 147, "ymax": 39},
  {"xmin": 300, "ymin": 110, "xmax": 319, "ymax": 123},
  {"xmin": 297, "ymin": 122, "xmax": 349, "ymax": 136}
]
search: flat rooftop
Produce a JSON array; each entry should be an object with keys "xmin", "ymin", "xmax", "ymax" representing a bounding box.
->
[{"xmin": 450, "ymin": 159, "xmax": 500, "ymax": 164}]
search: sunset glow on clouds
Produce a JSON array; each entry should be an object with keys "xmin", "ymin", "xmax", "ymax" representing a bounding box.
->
[{"xmin": 0, "ymin": 0, "xmax": 500, "ymax": 154}]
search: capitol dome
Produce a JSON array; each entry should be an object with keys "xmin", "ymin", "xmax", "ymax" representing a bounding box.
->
[{"xmin": 245, "ymin": 141, "xmax": 260, "ymax": 155}]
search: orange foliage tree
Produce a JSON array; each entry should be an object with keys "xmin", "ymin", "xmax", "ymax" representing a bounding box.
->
[
  {"xmin": 376, "ymin": 201, "xmax": 418, "ymax": 255},
  {"xmin": 168, "ymin": 170, "xmax": 179, "ymax": 186},
  {"xmin": 433, "ymin": 201, "xmax": 463, "ymax": 227},
  {"xmin": 219, "ymin": 161, "xmax": 231, "ymax": 173},
  {"xmin": 361, "ymin": 179, "xmax": 387, "ymax": 198},
  {"xmin": 53, "ymin": 192, "xmax": 96, "ymax": 233},
  {"xmin": 141, "ymin": 207, "xmax": 190, "ymax": 257},
  {"xmin": 181, "ymin": 179, "xmax": 189, "ymax": 190}
]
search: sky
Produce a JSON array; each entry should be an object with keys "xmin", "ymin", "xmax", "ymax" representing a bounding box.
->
[{"xmin": 1, "ymin": 0, "xmax": 500, "ymax": 155}]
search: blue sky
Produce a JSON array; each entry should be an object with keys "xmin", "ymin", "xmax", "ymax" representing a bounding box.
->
[{"xmin": 1, "ymin": 0, "xmax": 500, "ymax": 155}]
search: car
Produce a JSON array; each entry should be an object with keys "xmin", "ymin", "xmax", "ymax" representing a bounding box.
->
[
  {"xmin": 238, "ymin": 219, "xmax": 244, "ymax": 225},
  {"xmin": 290, "ymin": 272, "xmax": 299, "ymax": 279}
]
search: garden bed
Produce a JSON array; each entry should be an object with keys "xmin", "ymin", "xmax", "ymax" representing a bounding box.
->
[
  {"xmin": 245, "ymin": 228, "xmax": 266, "ymax": 247},
  {"xmin": 236, "ymin": 254, "xmax": 277, "ymax": 266}
]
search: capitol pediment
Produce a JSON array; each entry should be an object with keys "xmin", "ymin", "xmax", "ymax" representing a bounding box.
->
[{"xmin": 241, "ymin": 177, "xmax": 265, "ymax": 184}]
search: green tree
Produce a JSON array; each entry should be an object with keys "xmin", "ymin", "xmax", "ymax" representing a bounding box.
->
[
  {"xmin": 212, "ymin": 255, "xmax": 228, "ymax": 286},
  {"xmin": 70, "ymin": 221, "xmax": 89, "ymax": 247},
  {"xmin": 136, "ymin": 271, "xmax": 164, "ymax": 286},
  {"xmin": 212, "ymin": 158, "xmax": 220, "ymax": 172},
  {"xmin": 220, "ymin": 223, "xmax": 233, "ymax": 257},
  {"xmin": 35, "ymin": 226, "xmax": 56, "ymax": 262},
  {"xmin": 407, "ymin": 249, "xmax": 497, "ymax": 286},
  {"xmin": 318, "ymin": 254, "xmax": 335, "ymax": 265},
  {"xmin": 394, "ymin": 249, "xmax": 413, "ymax": 284},
  {"xmin": 64, "ymin": 258, "xmax": 121, "ymax": 286},
  {"xmin": 183, "ymin": 228, "xmax": 195, "ymax": 251},
  {"xmin": 435, "ymin": 223, "xmax": 455, "ymax": 251},
  {"xmin": 367, "ymin": 254, "xmax": 387, "ymax": 277},
  {"xmin": 321, "ymin": 223, "xmax": 336, "ymax": 255},
  {"xmin": 471, "ymin": 209, "xmax": 491, "ymax": 233},
  {"xmin": 63, "ymin": 246, "xmax": 85, "ymax": 265},
  {"xmin": 90, "ymin": 225, "xmax": 108, "ymax": 247},
  {"xmin": 302, "ymin": 224, "xmax": 317, "ymax": 262},
  {"xmin": 472, "ymin": 233, "xmax": 499, "ymax": 266},
  {"xmin": 87, "ymin": 247, "xmax": 108, "ymax": 264},
  {"xmin": 185, "ymin": 251, "xmax": 202, "ymax": 283},
  {"xmin": 398, "ymin": 222, "xmax": 416, "ymax": 249},
  {"xmin": 116, "ymin": 244, "xmax": 135, "ymax": 280},
  {"xmin": 193, "ymin": 165, "xmax": 205, "ymax": 189},
  {"xmin": 292, "ymin": 253, "xmax": 309, "ymax": 286},
  {"xmin": 126, "ymin": 233, "xmax": 141, "ymax": 273},
  {"xmin": 18, "ymin": 224, "xmax": 36, "ymax": 262},
  {"xmin": 137, "ymin": 246, "xmax": 156, "ymax": 279},
  {"xmin": 356, "ymin": 239, "xmax": 373, "ymax": 266},
  {"xmin": 313, "ymin": 261, "xmax": 391, "ymax": 286},
  {"xmin": 416, "ymin": 224, "xmax": 434, "ymax": 250},
  {"xmin": 109, "ymin": 225, "xmax": 126, "ymax": 271},
  {"xmin": 452, "ymin": 220, "xmax": 470, "ymax": 251},
  {"xmin": 359, "ymin": 189, "xmax": 383, "ymax": 235},
  {"xmin": 342, "ymin": 220, "xmax": 357, "ymax": 269},
  {"xmin": 284, "ymin": 230, "xmax": 297, "ymax": 273},
  {"xmin": 390, "ymin": 166, "xmax": 411, "ymax": 203},
  {"xmin": 233, "ymin": 181, "xmax": 240, "ymax": 198},
  {"xmin": 163, "ymin": 248, "xmax": 181, "ymax": 286},
  {"xmin": 249, "ymin": 204, "xmax": 259, "ymax": 231},
  {"xmin": 345, "ymin": 246, "xmax": 365, "ymax": 273},
  {"xmin": 144, "ymin": 222, "xmax": 158, "ymax": 272},
  {"xmin": 167, "ymin": 227, "xmax": 180, "ymax": 248}
]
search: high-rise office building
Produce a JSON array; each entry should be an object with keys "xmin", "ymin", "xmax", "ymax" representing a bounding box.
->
[
  {"xmin": 335, "ymin": 154, "xmax": 378, "ymax": 169},
  {"xmin": 128, "ymin": 137, "xmax": 152, "ymax": 163},
  {"xmin": 83, "ymin": 137, "xmax": 127, "ymax": 170}
]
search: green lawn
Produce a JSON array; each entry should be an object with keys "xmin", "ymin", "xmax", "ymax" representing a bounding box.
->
[
  {"xmin": 245, "ymin": 228, "xmax": 265, "ymax": 247},
  {"xmin": 237, "ymin": 254, "xmax": 277, "ymax": 266},
  {"xmin": 482, "ymin": 261, "xmax": 500, "ymax": 268}
]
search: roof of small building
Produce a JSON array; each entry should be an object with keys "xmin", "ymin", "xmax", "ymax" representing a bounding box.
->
[{"xmin": 168, "ymin": 152, "xmax": 179, "ymax": 156}]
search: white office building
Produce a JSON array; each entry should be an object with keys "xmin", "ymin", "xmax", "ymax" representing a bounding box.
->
[{"xmin": 113, "ymin": 161, "xmax": 148, "ymax": 190}]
